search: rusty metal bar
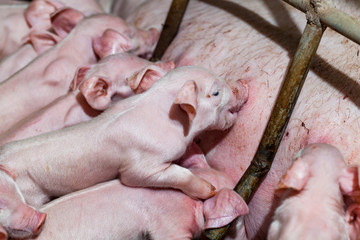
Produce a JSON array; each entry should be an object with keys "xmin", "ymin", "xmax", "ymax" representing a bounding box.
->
[
  {"xmin": 283, "ymin": 0, "xmax": 360, "ymax": 45},
  {"xmin": 205, "ymin": 19, "xmax": 326, "ymax": 240},
  {"xmin": 149, "ymin": 0, "xmax": 189, "ymax": 62}
]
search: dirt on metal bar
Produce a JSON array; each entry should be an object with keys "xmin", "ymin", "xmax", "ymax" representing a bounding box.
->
[
  {"xmin": 150, "ymin": 0, "xmax": 189, "ymax": 62},
  {"xmin": 204, "ymin": 21, "xmax": 326, "ymax": 240}
]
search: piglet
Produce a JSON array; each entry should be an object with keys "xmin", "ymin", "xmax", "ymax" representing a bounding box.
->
[
  {"xmin": 268, "ymin": 143, "xmax": 360, "ymax": 240},
  {"xmin": 0, "ymin": 0, "xmax": 107, "ymax": 83},
  {"xmin": 25, "ymin": 144, "xmax": 248, "ymax": 240},
  {"xmin": 0, "ymin": 169, "xmax": 46, "ymax": 239},
  {"xmin": 0, "ymin": 53, "xmax": 174, "ymax": 145},
  {"xmin": 0, "ymin": 66, "xmax": 248, "ymax": 207},
  {"xmin": 0, "ymin": 10, "xmax": 159, "ymax": 135},
  {"xmin": 0, "ymin": 8, "xmax": 74, "ymax": 83}
]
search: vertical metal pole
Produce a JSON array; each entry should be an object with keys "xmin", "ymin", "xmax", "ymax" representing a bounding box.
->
[
  {"xmin": 205, "ymin": 20, "xmax": 326, "ymax": 240},
  {"xmin": 150, "ymin": 0, "xmax": 189, "ymax": 62}
]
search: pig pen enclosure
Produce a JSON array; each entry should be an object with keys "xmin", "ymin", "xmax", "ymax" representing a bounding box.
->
[{"xmin": 0, "ymin": 0, "xmax": 360, "ymax": 239}]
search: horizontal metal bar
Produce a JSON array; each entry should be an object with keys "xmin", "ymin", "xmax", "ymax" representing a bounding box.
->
[
  {"xmin": 283, "ymin": 0, "xmax": 360, "ymax": 45},
  {"xmin": 204, "ymin": 20, "xmax": 325, "ymax": 240}
]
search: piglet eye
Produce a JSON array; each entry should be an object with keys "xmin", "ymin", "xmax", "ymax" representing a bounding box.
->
[{"xmin": 212, "ymin": 90, "xmax": 220, "ymax": 96}]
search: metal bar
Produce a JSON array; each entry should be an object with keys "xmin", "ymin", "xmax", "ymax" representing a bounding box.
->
[
  {"xmin": 149, "ymin": 0, "xmax": 189, "ymax": 62},
  {"xmin": 205, "ymin": 20, "xmax": 325, "ymax": 240},
  {"xmin": 283, "ymin": 0, "xmax": 360, "ymax": 45}
]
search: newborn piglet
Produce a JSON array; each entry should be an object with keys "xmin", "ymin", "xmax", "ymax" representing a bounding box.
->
[
  {"xmin": 23, "ymin": 142, "xmax": 248, "ymax": 240},
  {"xmin": 0, "ymin": 66, "xmax": 248, "ymax": 208},
  {"xmin": 268, "ymin": 143, "xmax": 360, "ymax": 240}
]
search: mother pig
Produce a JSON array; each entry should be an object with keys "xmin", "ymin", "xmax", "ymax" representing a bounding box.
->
[{"xmin": 118, "ymin": 0, "xmax": 360, "ymax": 238}]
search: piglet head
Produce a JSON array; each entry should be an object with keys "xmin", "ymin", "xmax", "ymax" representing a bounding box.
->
[
  {"xmin": 74, "ymin": 54, "xmax": 174, "ymax": 110},
  {"xmin": 4, "ymin": 204, "xmax": 46, "ymax": 239},
  {"xmin": 0, "ymin": 170, "xmax": 46, "ymax": 239},
  {"xmin": 174, "ymin": 67, "xmax": 248, "ymax": 132},
  {"xmin": 269, "ymin": 144, "xmax": 354, "ymax": 240}
]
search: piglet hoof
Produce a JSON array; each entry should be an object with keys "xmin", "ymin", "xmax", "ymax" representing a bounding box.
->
[{"xmin": 181, "ymin": 176, "xmax": 217, "ymax": 200}]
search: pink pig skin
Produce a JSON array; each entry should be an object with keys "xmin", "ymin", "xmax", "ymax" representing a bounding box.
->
[
  {"xmin": 0, "ymin": 53, "xmax": 174, "ymax": 145},
  {"xmin": 0, "ymin": 8, "xmax": 79, "ymax": 83},
  {"xmin": 0, "ymin": 170, "xmax": 46, "ymax": 239},
  {"xmin": 0, "ymin": 2, "xmax": 30, "ymax": 61},
  {"xmin": 0, "ymin": 12, "xmax": 159, "ymax": 136},
  {"xmin": 268, "ymin": 143, "xmax": 360, "ymax": 240},
  {"xmin": 31, "ymin": 180, "xmax": 205, "ymax": 240},
  {"xmin": 0, "ymin": 66, "xmax": 247, "ymax": 207},
  {"xmin": 0, "ymin": 0, "xmax": 105, "ymax": 83},
  {"xmin": 25, "ymin": 145, "xmax": 247, "ymax": 240}
]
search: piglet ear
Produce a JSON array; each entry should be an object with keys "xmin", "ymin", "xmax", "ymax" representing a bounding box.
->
[
  {"xmin": 93, "ymin": 29, "xmax": 133, "ymax": 59},
  {"xmin": 203, "ymin": 188, "xmax": 248, "ymax": 229},
  {"xmin": 79, "ymin": 76, "xmax": 112, "ymax": 110},
  {"xmin": 25, "ymin": 30, "xmax": 61, "ymax": 54},
  {"xmin": 339, "ymin": 165, "xmax": 360, "ymax": 199},
  {"xmin": 51, "ymin": 7, "xmax": 84, "ymax": 39},
  {"xmin": 24, "ymin": 0, "xmax": 61, "ymax": 30},
  {"xmin": 276, "ymin": 156, "xmax": 310, "ymax": 194},
  {"xmin": 70, "ymin": 65, "xmax": 91, "ymax": 91},
  {"xmin": 174, "ymin": 80, "xmax": 198, "ymax": 123},
  {"xmin": 128, "ymin": 64, "xmax": 171, "ymax": 94},
  {"xmin": 0, "ymin": 225, "xmax": 7, "ymax": 240},
  {"xmin": 346, "ymin": 203, "xmax": 360, "ymax": 240}
]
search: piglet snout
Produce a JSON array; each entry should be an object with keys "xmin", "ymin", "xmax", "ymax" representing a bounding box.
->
[
  {"xmin": 228, "ymin": 79, "xmax": 248, "ymax": 113},
  {"xmin": 31, "ymin": 211, "xmax": 47, "ymax": 236},
  {"xmin": 9, "ymin": 206, "xmax": 47, "ymax": 238}
]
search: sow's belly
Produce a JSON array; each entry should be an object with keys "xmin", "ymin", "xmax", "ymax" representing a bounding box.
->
[{"xmin": 123, "ymin": 0, "xmax": 360, "ymax": 238}]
